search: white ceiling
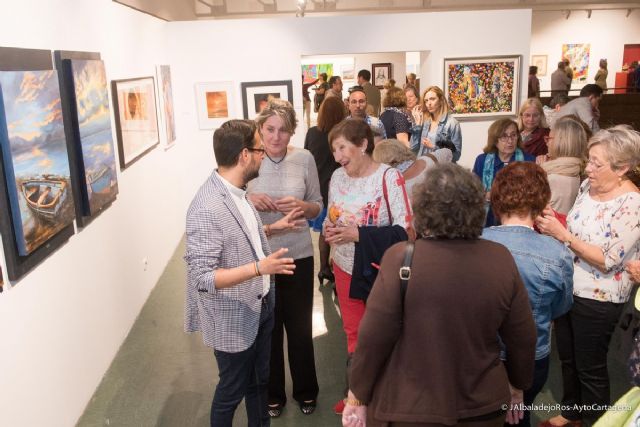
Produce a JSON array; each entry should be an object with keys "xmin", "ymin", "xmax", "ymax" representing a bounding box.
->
[{"xmin": 113, "ymin": 0, "xmax": 640, "ymax": 21}]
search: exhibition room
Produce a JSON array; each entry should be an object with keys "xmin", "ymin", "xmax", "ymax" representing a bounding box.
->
[{"xmin": 1, "ymin": 0, "xmax": 640, "ymax": 426}]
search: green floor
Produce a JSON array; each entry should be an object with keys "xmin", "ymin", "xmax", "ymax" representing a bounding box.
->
[{"xmin": 77, "ymin": 235, "xmax": 632, "ymax": 426}]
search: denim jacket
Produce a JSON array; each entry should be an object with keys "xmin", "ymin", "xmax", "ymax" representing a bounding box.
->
[
  {"xmin": 482, "ymin": 225, "xmax": 574, "ymax": 360},
  {"xmin": 410, "ymin": 112, "xmax": 462, "ymax": 162}
]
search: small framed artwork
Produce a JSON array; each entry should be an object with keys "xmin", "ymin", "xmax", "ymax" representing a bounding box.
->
[
  {"xmin": 156, "ymin": 65, "xmax": 176, "ymax": 148},
  {"xmin": 372, "ymin": 63, "xmax": 392, "ymax": 89},
  {"xmin": 341, "ymin": 63, "xmax": 355, "ymax": 81},
  {"xmin": 444, "ymin": 55, "xmax": 521, "ymax": 119},
  {"xmin": 111, "ymin": 77, "xmax": 159, "ymax": 170},
  {"xmin": 195, "ymin": 81, "xmax": 236, "ymax": 129},
  {"xmin": 531, "ymin": 55, "xmax": 547, "ymax": 77},
  {"xmin": 240, "ymin": 80, "xmax": 293, "ymax": 119}
]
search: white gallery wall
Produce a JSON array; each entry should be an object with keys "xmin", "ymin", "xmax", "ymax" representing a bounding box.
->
[
  {"xmin": 0, "ymin": 5, "xmax": 532, "ymax": 426},
  {"xmin": 531, "ymin": 9, "xmax": 640, "ymax": 93},
  {"xmin": 167, "ymin": 9, "xmax": 532, "ymax": 169}
]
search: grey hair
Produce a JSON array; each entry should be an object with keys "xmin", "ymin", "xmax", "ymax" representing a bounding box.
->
[{"xmin": 588, "ymin": 125, "xmax": 640, "ymax": 172}]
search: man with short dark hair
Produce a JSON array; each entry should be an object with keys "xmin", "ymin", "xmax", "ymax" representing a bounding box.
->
[
  {"xmin": 185, "ymin": 119, "xmax": 301, "ymax": 427},
  {"xmin": 357, "ymin": 69, "xmax": 381, "ymax": 117},
  {"xmin": 347, "ymin": 87, "xmax": 386, "ymax": 139},
  {"xmin": 326, "ymin": 75, "xmax": 343, "ymax": 99},
  {"xmin": 556, "ymin": 84, "xmax": 603, "ymax": 132}
]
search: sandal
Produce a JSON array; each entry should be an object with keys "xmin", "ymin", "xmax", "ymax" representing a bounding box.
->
[
  {"xmin": 268, "ymin": 403, "xmax": 283, "ymax": 418},
  {"xmin": 300, "ymin": 399, "xmax": 317, "ymax": 415}
]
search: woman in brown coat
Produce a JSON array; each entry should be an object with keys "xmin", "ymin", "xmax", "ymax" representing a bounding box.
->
[{"xmin": 343, "ymin": 163, "xmax": 537, "ymax": 427}]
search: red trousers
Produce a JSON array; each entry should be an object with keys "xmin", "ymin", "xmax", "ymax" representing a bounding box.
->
[{"xmin": 333, "ymin": 264, "xmax": 366, "ymax": 354}]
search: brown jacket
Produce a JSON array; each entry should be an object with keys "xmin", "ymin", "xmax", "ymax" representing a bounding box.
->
[{"xmin": 349, "ymin": 239, "xmax": 536, "ymax": 425}]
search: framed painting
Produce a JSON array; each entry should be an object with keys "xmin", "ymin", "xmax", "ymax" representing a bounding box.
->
[
  {"xmin": 111, "ymin": 77, "xmax": 159, "ymax": 170},
  {"xmin": 562, "ymin": 43, "xmax": 590, "ymax": 82},
  {"xmin": 531, "ymin": 55, "xmax": 548, "ymax": 77},
  {"xmin": 341, "ymin": 64, "xmax": 355, "ymax": 81},
  {"xmin": 301, "ymin": 63, "xmax": 333, "ymax": 83},
  {"xmin": 156, "ymin": 65, "xmax": 176, "ymax": 148},
  {"xmin": 195, "ymin": 81, "xmax": 236, "ymax": 129},
  {"xmin": 240, "ymin": 80, "xmax": 293, "ymax": 119},
  {"xmin": 372, "ymin": 63, "xmax": 392, "ymax": 89},
  {"xmin": 55, "ymin": 51, "xmax": 119, "ymax": 228},
  {"xmin": 0, "ymin": 46, "xmax": 75, "ymax": 281},
  {"xmin": 444, "ymin": 55, "xmax": 521, "ymax": 119}
]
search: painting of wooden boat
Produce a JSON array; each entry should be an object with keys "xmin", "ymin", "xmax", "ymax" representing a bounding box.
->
[
  {"xmin": 88, "ymin": 164, "xmax": 113, "ymax": 195},
  {"xmin": 21, "ymin": 177, "xmax": 69, "ymax": 223}
]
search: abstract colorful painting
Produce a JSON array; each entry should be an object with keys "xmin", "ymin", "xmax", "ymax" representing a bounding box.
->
[
  {"xmin": 562, "ymin": 43, "xmax": 590, "ymax": 82},
  {"xmin": 156, "ymin": 65, "xmax": 176, "ymax": 147},
  {"xmin": 301, "ymin": 63, "xmax": 333, "ymax": 83},
  {"xmin": 111, "ymin": 77, "xmax": 159, "ymax": 170},
  {"xmin": 195, "ymin": 81, "xmax": 236, "ymax": 129},
  {"xmin": 0, "ymin": 70, "xmax": 75, "ymax": 255},
  {"xmin": 444, "ymin": 56, "xmax": 521, "ymax": 118},
  {"xmin": 69, "ymin": 59, "xmax": 118, "ymax": 216}
]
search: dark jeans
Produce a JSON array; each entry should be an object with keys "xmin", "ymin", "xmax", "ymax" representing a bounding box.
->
[
  {"xmin": 268, "ymin": 256, "xmax": 319, "ymax": 405},
  {"xmin": 506, "ymin": 356, "xmax": 549, "ymax": 427},
  {"xmin": 556, "ymin": 296, "xmax": 624, "ymax": 426},
  {"xmin": 210, "ymin": 295, "xmax": 274, "ymax": 427}
]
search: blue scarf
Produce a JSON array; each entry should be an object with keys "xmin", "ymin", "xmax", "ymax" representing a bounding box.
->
[{"xmin": 482, "ymin": 149, "xmax": 524, "ymax": 191}]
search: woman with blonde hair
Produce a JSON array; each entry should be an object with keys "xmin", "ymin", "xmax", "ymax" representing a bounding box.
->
[
  {"xmin": 540, "ymin": 116, "xmax": 588, "ymax": 214},
  {"xmin": 517, "ymin": 98, "xmax": 550, "ymax": 157},
  {"xmin": 410, "ymin": 85, "xmax": 462, "ymax": 161}
]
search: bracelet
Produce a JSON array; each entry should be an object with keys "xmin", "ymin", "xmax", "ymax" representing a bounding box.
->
[
  {"xmin": 254, "ymin": 261, "xmax": 261, "ymax": 277},
  {"xmin": 346, "ymin": 398, "xmax": 365, "ymax": 406}
]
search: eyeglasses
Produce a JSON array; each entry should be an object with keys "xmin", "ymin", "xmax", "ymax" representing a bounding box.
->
[
  {"xmin": 522, "ymin": 113, "xmax": 540, "ymax": 119},
  {"xmin": 247, "ymin": 147, "xmax": 265, "ymax": 154},
  {"xmin": 499, "ymin": 133, "xmax": 518, "ymax": 141},
  {"xmin": 586, "ymin": 159, "xmax": 608, "ymax": 170}
]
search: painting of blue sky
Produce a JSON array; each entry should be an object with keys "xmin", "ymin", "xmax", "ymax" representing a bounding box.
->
[
  {"xmin": 71, "ymin": 59, "xmax": 118, "ymax": 215},
  {"xmin": 0, "ymin": 70, "xmax": 75, "ymax": 255}
]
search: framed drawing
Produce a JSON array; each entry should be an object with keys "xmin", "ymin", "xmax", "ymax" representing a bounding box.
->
[
  {"xmin": 111, "ymin": 77, "xmax": 159, "ymax": 170},
  {"xmin": 195, "ymin": 81, "xmax": 236, "ymax": 129},
  {"xmin": 240, "ymin": 80, "xmax": 293, "ymax": 119},
  {"xmin": 444, "ymin": 55, "xmax": 521, "ymax": 119},
  {"xmin": 156, "ymin": 65, "xmax": 176, "ymax": 148},
  {"xmin": 562, "ymin": 43, "xmax": 590, "ymax": 82},
  {"xmin": 372, "ymin": 63, "xmax": 392, "ymax": 89},
  {"xmin": 0, "ymin": 47, "xmax": 76, "ymax": 282},
  {"xmin": 531, "ymin": 55, "xmax": 548, "ymax": 76},
  {"xmin": 55, "ymin": 51, "xmax": 119, "ymax": 228}
]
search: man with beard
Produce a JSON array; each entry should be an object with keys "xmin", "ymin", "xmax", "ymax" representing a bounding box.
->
[
  {"xmin": 184, "ymin": 119, "xmax": 302, "ymax": 427},
  {"xmin": 347, "ymin": 87, "xmax": 386, "ymax": 139}
]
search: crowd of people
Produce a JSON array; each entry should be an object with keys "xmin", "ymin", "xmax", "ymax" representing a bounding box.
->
[{"xmin": 185, "ymin": 67, "xmax": 640, "ymax": 427}]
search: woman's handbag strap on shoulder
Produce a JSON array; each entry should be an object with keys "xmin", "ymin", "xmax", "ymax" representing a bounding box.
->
[{"xmin": 400, "ymin": 241, "xmax": 415, "ymax": 313}]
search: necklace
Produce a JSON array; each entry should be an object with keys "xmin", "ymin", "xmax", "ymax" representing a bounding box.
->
[{"xmin": 265, "ymin": 149, "xmax": 287, "ymax": 169}]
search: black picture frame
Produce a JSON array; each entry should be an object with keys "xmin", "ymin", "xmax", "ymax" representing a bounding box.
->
[
  {"xmin": 0, "ymin": 46, "xmax": 75, "ymax": 281},
  {"xmin": 54, "ymin": 50, "xmax": 118, "ymax": 228},
  {"xmin": 240, "ymin": 80, "xmax": 293, "ymax": 119},
  {"xmin": 372, "ymin": 63, "xmax": 392, "ymax": 89},
  {"xmin": 111, "ymin": 77, "xmax": 159, "ymax": 170}
]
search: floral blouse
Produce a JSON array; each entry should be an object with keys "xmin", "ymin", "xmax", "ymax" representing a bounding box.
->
[
  {"xmin": 325, "ymin": 164, "xmax": 410, "ymax": 274},
  {"xmin": 567, "ymin": 180, "xmax": 640, "ymax": 303}
]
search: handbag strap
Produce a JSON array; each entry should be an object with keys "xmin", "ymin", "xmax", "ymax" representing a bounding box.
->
[
  {"xmin": 382, "ymin": 167, "xmax": 413, "ymax": 227},
  {"xmin": 399, "ymin": 241, "xmax": 415, "ymax": 313},
  {"xmin": 382, "ymin": 167, "xmax": 393, "ymax": 223}
]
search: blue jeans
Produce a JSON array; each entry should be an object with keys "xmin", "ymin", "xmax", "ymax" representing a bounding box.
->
[{"xmin": 210, "ymin": 296, "xmax": 274, "ymax": 427}]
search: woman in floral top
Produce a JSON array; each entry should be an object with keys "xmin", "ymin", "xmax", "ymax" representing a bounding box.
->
[
  {"xmin": 323, "ymin": 119, "xmax": 410, "ymax": 414},
  {"xmin": 537, "ymin": 125, "xmax": 640, "ymax": 427}
]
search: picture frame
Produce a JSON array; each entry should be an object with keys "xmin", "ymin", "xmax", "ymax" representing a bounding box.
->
[
  {"xmin": 156, "ymin": 65, "xmax": 177, "ymax": 148},
  {"xmin": 240, "ymin": 80, "xmax": 293, "ymax": 119},
  {"xmin": 341, "ymin": 64, "xmax": 355, "ymax": 81},
  {"xmin": 111, "ymin": 77, "xmax": 159, "ymax": 170},
  {"xmin": 372, "ymin": 63, "xmax": 392, "ymax": 89},
  {"xmin": 55, "ymin": 50, "xmax": 119, "ymax": 228},
  {"xmin": 194, "ymin": 81, "xmax": 236, "ymax": 129},
  {"xmin": 0, "ymin": 46, "xmax": 75, "ymax": 281},
  {"xmin": 562, "ymin": 43, "xmax": 591, "ymax": 82},
  {"xmin": 531, "ymin": 55, "xmax": 548, "ymax": 77},
  {"xmin": 444, "ymin": 55, "xmax": 521, "ymax": 119}
]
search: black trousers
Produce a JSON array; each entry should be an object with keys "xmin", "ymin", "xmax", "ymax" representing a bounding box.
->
[
  {"xmin": 556, "ymin": 296, "xmax": 624, "ymax": 426},
  {"xmin": 268, "ymin": 256, "xmax": 319, "ymax": 405}
]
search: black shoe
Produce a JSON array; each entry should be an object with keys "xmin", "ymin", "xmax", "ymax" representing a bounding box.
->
[
  {"xmin": 300, "ymin": 400, "xmax": 316, "ymax": 415},
  {"xmin": 268, "ymin": 403, "xmax": 283, "ymax": 418},
  {"xmin": 317, "ymin": 269, "xmax": 335, "ymax": 284}
]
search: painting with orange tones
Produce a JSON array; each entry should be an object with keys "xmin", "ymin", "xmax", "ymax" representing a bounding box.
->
[
  {"xmin": 195, "ymin": 81, "xmax": 236, "ymax": 129},
  {"xmin": 562, "ymin": 43, "xmax": 590, "ymax": 82},
  {"xmin": 0, "ymin": 70, "xmax": 75, "ymax": 255}
]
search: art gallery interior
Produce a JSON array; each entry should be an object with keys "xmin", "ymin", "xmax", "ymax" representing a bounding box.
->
[{"xmin": 1, "ymin": 1, "xmax": 640, "ymax": 425}]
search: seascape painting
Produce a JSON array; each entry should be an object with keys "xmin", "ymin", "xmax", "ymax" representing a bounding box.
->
[
  {"xmin": 195, "ymin": 81, "xmax": 235, "ymax": 129},
  {"xmin": 562, "ymin": 43, "xmax": 590, "ymax": 82},
  {"xmin": 70, "ymin": 59, "xmax": 119, "ymax": 216},
  {"xmin": 157, "ymin": 65, "xmax": 176, "ymax": 146},
  {"xmin": 206, "ymin": 91, "xmax": 228, "ymax": 118},
  {"xmin": 444, "ymin": 56, "xmax": 521, "ymax": 118},
  {"xmin": 0, "ymin": 70, "xmax": 75, "ymax": 256}
]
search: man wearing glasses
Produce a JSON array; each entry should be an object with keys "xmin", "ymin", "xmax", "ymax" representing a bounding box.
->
[
  {"xmin": 184, "ymin": 119, "xmax": 301, "ymax": 427},
  {"xmin": 347, "ymin": 87, "xmax": 386, "ymax": 140}
]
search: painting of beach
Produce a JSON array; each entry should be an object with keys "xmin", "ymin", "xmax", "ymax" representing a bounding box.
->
[{"xmin": 0, "ymin": 70, "xmax": 75, "ymax": 255}]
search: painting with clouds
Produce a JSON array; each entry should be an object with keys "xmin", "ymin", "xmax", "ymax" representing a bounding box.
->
[
  {"xmin": 70, "ymin": 59, "xmax": 118, "ymax": 215},
  {"xmin": 0, "ymin": 70, "xmax": 75, "ymax": 255}
]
